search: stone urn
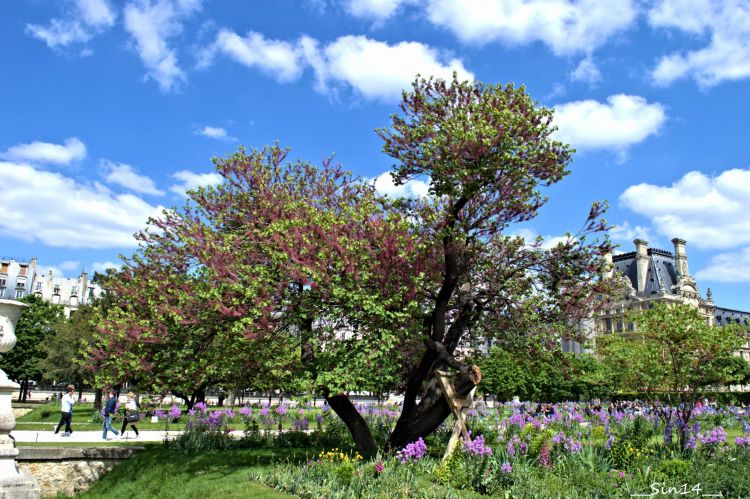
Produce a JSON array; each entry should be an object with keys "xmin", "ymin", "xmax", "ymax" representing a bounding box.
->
[{"xmin": 0, "ymin": 299, "xmax": 40, "ymax": 498}]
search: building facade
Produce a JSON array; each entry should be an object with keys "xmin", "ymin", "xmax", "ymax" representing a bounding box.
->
[
  {"xmin": 0, "ymin": 257, "xmax": 103, "ymax": 317},
  {"xmin": 578, "ymin": 238, "xmax": 750, "ymax": 362}
]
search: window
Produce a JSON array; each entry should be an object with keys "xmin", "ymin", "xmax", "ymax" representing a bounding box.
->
[
  {"xmin": 53, "ymin": 285, "xmax": 60, "ymax": 294},
  {"xmin": 0, "ymin": 277, "xmax": 5, "ymax": 288},
  {"xmin": 52, "ymin": 294, "xmax": 60, "ymax": 305},
  {"xmin": 605, "ymin": 317, "xmax": 613, "ymax": 333},
  {"xmin": 35, "ymin": 282, "xmax": 42, "ymax": 291},
  {"xmin": 15, "ymin": 289, "xmax": 23, "ymax": 299},
  {"xmin": 0, "ymin": 262, "xmax": 7, "ymax": 274},
  {"xmin": 70, "ymin": 286, "xmax": 78, "ymax": 296},
  {"xmin": 18, "ymin": 265, "xmax": 27, "ymax": 277},
  {"xmin": 616, "ymin": 320, "xmax": 624, "ymax": 332},
  {"xmin": 15, "ymin": 279, "xmax": 25, "ymax": 289}
]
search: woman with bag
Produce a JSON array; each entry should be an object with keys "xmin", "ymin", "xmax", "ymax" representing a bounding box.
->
[{"xmin": 120, "ymin": 392, "xmax": 140, "ymax": 438}]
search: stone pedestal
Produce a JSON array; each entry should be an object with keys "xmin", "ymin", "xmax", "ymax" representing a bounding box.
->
[{"xmin": 0, "ymin": 300, "xmax": 40, "ymax": 498}]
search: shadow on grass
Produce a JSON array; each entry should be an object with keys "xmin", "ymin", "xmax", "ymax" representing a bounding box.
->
[{"xmin": 79, "ymin": 444, "xmax": 318, "ymax": 498}]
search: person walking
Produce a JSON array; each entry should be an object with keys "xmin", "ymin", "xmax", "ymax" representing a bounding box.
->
[
  {"xmin": 102, "ymin": 389, "xmax": 120, "ymax": 440},
  {"xmin": 119, "ymin": 392, "xmax": 140, "ymax": 439},
  {"xmin": 54, "ymin": 384, "xmax": 76, "ymax": 436}
]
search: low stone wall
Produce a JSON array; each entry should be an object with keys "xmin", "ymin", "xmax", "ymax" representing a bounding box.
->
[{"xmin": 17, "ymin": 447, "xmax": 143, "ymax": 497}]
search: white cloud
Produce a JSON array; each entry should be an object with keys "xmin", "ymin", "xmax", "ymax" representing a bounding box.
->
[
  {"xmin": 371, "ymin": 171, "xmax": 429, "ymax": 198},
  {"xmin": 102, "ymin": 160, "xmax": 164, "ymax": 195},
  {"xmin": 317, "ymin": 35, "xmax": 473, "ymax": 102},
  {"xmin": 199, "ymin": 30, "xmax": 304, "ymax": 82},
  {"xmin": 0, "ymin": 161, "xmax": 163, "ymax": 249},
  {"xmin": 26, "ymin": 0, "xmax": 116, "ymax": 49},
  {"xmin": 0, "ymin": 138, "xmax": 86, "ymax": 165},
  {"xmin": 344, "ymin": 0, "xmax": 410, "ymax": 21},
  {"xmin": 696, "ymin": 247, "xmax": 750, "ymax": 283},
  {"xmin": 649, "ymin": 0, "xmax": 750, "ymax": 87},
  {"xmin": 424, "ymin": 0, "xmax": 638, "ymax": 55},
  {"xmin": 92, "ymin": 261, "xmax": 120, "ymax": 273},
  {"xmin": 170, "ymin": 170, "xmax": 223, "ymax": 196},
  {"xmin": 620, "ymin": 168, "xmax": 750, "ymax": 250},
  {"xmin": 196, "ymin": 126, "xmax": 236, "ymax": 141},
  {"xmin": 609, "ymin": 221, "xmax": 652, "ymax": 243},
  {"xmin": 200, "ymin": 31, "xmax": 473, "ymax": 103},
  {"xmin": 553, "ymin": 95, "xmax": 666, "ymax": 152},
  {"xmin": 123, "ymin": 0, "xmax": 202, "ymax": 92},
  {"xmin": 60, "ymin": 260, "xmax": 82, "ymax": 271},
  {"xmin": 570, "ymin": 56, "xmax": 602, "ymax": 84}
]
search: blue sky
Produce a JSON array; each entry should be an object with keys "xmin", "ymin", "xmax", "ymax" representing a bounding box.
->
[{"xmin": 2, "ymin": 0, "xmax": 750, "ymax": 310}]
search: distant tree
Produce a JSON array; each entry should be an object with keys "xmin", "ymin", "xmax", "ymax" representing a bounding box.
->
[
  {"xmin": 479, "ymin": 343, "xmax": 611, "ymax": 402},
  {"xmin": 0, "ymin": 295, "xmax": 63, "ymax": 401},
  {"xmin": 38, "ymin": 304, "xmax": 99, "ymax": 402},
  {"xmin": 598, "ymin": 302, "xmax": 747, "ymax": 450}
]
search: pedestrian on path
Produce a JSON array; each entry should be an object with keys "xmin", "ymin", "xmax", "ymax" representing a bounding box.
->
[
  {"xmin": 102, "ymin": 389, "xmax": 120, "ymax": 440},
  {"xmin": 54, "ymin": 384, "xmax": 75, "ymax": 436},
  {"xmin": 119, "ymin": 392, "xmax": 140, "ymax": 438}
]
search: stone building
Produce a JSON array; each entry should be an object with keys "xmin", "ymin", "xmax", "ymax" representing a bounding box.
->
[
  {"xmin": 0, "ymin": 257, "xmax": 38, "ymax": 300},
  {"xmin": 0, "ymin": 256, "xmax": 103, "ymax": 317},
  {"xmin": 577, "ymin": 238, "xmax": 750, "ymax": 362},
  {"xmin": 33, "ymin": 270, "xmax": 103, "ymax": 318}
]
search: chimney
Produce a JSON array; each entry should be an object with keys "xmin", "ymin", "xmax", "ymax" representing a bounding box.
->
[
  {"xmin": 634, "ymin": 239, "xmax": 649, "ymax": 293},
  {"xmin": 672, "ymin": 238, "xmax": 688, "ymax": 278},
  {"xmin": 601, "ymin": 252, "xmax": 614, "ymax": 280}
]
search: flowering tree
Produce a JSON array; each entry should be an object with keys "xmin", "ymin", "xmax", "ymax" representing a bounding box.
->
[
  {"xmin": 598, "ymin": 302, "xmax": 748, "ymax": 450},
  {"xmin": 91, "ymin": 75, "xmax": 612, "ymax": 455}
]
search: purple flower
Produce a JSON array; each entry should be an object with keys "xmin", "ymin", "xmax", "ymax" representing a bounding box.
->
[
  {"xmin": 275, "ymin": 404, "xmax": 287, "ymax": 416},
  {"xmin": 194, "ymin": 402, "xmax": 207, "ymax": 412},
  {"xmin": 500, "ymin": 462, "xmax": 512, "ymax": 474},
  {"xmin": 168, "ymin": 404, "xmax": 182, "ymax": 420},
  {"xmin": 374, "ymin": 462, "xmax": 384, "ymax": 474},
  {"xmin": 736, "ymin": 436, "xmax": 750, "ymax": 448},
  {"xmin": 321, "ymin": 403, "xmax": 330, "ymax": 413},
  {"xmin": 396, "ymin": 437, "xmax": 427, "ymax": 464},
  {"xmin": 260, "ymin": 407, "xmax": 269, "ymax": 416},
  {"xmin": 462, "ymin": 434, "xmax": 493, "ymax": 457},
  {"xmin": 239, "ymin": 406, "xmax": 252, "ymax": 417}
]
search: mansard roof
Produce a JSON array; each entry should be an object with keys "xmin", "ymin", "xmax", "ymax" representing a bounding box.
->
[{"xmin": 612, "ymin": 248, "xmax": 678, "ymax": 297}]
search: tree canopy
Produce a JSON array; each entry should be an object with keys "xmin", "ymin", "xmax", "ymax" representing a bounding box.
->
[{"xmin": 89, "ymin": 75, "xmax": 612, "ymax": 454}]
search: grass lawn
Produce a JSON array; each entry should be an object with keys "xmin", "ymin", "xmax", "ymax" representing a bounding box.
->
[{"xmin": 78, "ymin": 446, "xmax": 310, "ymax": 498}]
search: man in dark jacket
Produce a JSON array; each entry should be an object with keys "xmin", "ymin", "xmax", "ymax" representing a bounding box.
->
[{"xmin": 102, "ymin": 389, "xmax": 120, "ymax": 440}]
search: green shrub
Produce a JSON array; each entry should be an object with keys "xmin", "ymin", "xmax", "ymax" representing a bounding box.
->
[{"xmin": 656, "ymin": 459, "xmax": 691, "ymax": 480}]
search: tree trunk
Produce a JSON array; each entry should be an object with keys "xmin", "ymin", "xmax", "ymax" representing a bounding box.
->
[
  {"xmin": 326, "ymin": 393, "xmax": 378, "ymax": 457},
  {"xmin": 388, "ymin": 365, "xmax": 480, "ymax": 450},
  {"xmin": 94, "ymin": 388, "xmax": 103, "ymax": 410},
  {"xmin": 78, "ymin": 385, "xmax": 84, "ymax": 402}
]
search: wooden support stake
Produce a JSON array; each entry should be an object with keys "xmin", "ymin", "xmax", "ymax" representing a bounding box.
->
[{"xmin": 436, "ymin": 370, "xmax": 477, "ymax": 461}]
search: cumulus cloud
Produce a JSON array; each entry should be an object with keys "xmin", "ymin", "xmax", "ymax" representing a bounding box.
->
[
  {"xmin": 371, "ymin": 171, "xmax": 429, "ymax": 198},
  {"xmin": 123, "ymin": 0, "xmax": 202, "ymax": 91},
  {"xmin": 423, "ymin": 0, "xmax": 637, "ymax": 55},
  {"xmin": 198, "ymin": 30, "xmax": 304, "ymax": 82},
  {"xmin": 199, "ymin": 31, "xmax": 473, "ymax": 102},
  {"xmin": 92, "ymin": 261, "xmax": 120, "ymax": 273},
  {"xmin": 0, "ymin": 138, "xmax": 86, "ymax": 165},
  {"xmin": 695, "ymin": 247, "xmax": 750, "ymax": 283},
  {"xmin": 344, "ymin": 0, "xmax": 411, "ymax": 21},
  {"xmin": 620, "ymin": 168, "xmax": 750, "ymax": 250},
  {"xmin": 553, "ymin": 95, "xmax": 666, "ymax": 152},
  {"xmin": 0, "ymin": 161, "xmax": 163, "ymax": 248},
  {"xmin": 649, "ymin": 0, "xmax": 750, "ymax": 87},
  {"xmin": 609, "ymin": 221, "xmax": 652, "ymax": 244},
  {"xmin": 196, "ymin": 126, "xmax": 236, "ymax": 141},
  {"xmin": 570, "ymin": 56, "xmax": 602, "ymax": 84},
  {"xmin": 102, "ymin": 160, "xmax": 164, "ymax": 195},
  {"xmin": 27, "ymin": 0, "xmax": 116, "ymax": 49},
  {"xmin": 170, "ymin": 170, "xmax": 223, "ymax": 196},
  {"xmin": 318, "ymin": 35, "xmax": 473, "ymax": 101}
]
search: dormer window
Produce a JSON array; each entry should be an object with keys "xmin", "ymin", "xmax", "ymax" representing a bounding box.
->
[
  {"xmin": 0, "ymin": 262, "xmax": 8, "ymax": 275},
  {"xmin": 18, "ymin": 265, "xmax": 27, "ymax": 277}
]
